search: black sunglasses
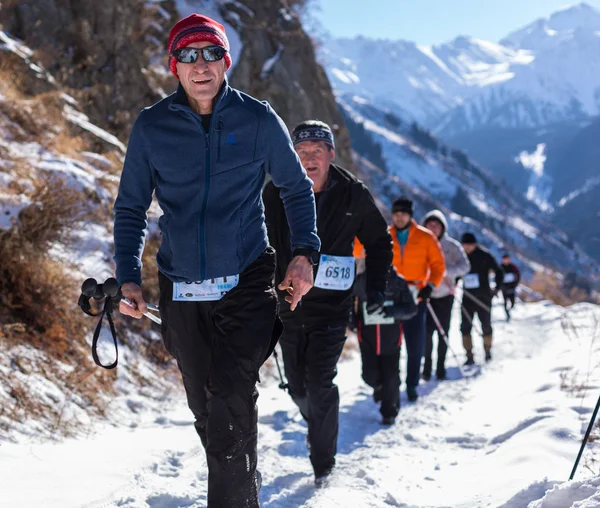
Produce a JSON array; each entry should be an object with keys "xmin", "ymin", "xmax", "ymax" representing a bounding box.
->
[{"xmin": 172, "ymin": 45, "xmax": 227, "ymax": 64}]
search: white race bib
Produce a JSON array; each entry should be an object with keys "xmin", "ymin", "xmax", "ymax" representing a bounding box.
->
[
  {"xmin": 503, "ymin": 273, "xmax": 516, "ymax": 284},
  {"xmin": 173, "ymin": 276, "xmax": 239, "ymax": 302},
  {"xmin": 314, "ymin": 255, "xmax": 355, "ymax": 291},
  {"xmin": 409, "ymin": 286, "xmax": 420, "ymax": 304},
  {"xmin": 463, "ymin": 273, "xmax": 480, "ymax": 290},
  {"xmin": 362, "ymin": 301, "xmax": 395, "ymax": 326}
]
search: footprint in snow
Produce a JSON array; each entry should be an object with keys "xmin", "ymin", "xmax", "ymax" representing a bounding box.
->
[
  {"xmin": 489, "ymin": 415, "xmax": 550, "ymax": 445},
  {"xmin": 445, "ymin": 433, "xmax": 487, "ymax": 449},
  {"xmin": 152, "ymin": 451, "xmax": 185, "ymax": 478}
]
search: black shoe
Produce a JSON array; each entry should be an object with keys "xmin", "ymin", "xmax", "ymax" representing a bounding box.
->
[
  {"xmin": 407, "ymin": 386, "xmax": 419, "ymax": 402},
  {"xmin": 315, "ymin": 468, "xmax": 333, "ymax": 488},
  {"xmin": 422, "ymin": 370, "xmax": 432, "ymax": 382},
  {"xmin": 381, "ymin": 416, "xmax": 396, "ymax": 426},
  {"xmin": 373, "ymin": 385, "xmax": 383, "ymax": 403},
  {"xmin": 464, "ymin": 357, "xmax": 475, "ymax": 366},
  {"xmin": 436, "ymin": 368, "xmax": 446, "ymax": 380},
  {"xmin": 485, "ymin": 350, "xmax": 492, "ymax": 362}
]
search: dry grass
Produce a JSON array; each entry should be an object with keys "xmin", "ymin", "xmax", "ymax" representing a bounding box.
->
[
  {"xmin": 0, "ymin": 174, "xmax": 88, "ymax": 358},
  {"xmin": 0, "ymin": 173, "xmax": 121, "ymax": 438},
  {"xmin": 528, "ymin": 271, "xmax": 594, "ymax": 307}
]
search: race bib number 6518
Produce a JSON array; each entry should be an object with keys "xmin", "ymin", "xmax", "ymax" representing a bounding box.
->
[{"xmin": 314, "ymin": 255, "xmax": 355, "ymax": 291}]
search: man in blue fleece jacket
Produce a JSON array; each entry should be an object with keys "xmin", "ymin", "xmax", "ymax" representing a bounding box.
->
[{"xmin": 113, "ymin": 13, "xmax": 320, "ymax": 507}]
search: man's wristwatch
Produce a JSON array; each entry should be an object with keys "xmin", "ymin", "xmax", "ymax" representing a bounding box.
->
[{"xmin": 293, "ymin": 248, "xmax": 320, "ymax": 266}]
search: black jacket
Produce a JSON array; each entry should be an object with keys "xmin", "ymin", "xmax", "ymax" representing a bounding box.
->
[
  {"xmin": 464, "ymin": 246, "xmax": 503, "ymax": 298},
  {"xmin": 501, "ymin": 263, "xmax": 520, "ymax": 290},
  {"xmin": 263, "ymin": 164, "xmax": 392, "ymax": 326}
]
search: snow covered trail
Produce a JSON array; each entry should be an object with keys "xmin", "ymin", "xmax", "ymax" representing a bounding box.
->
[{"xmin": 2, "ymin": 299, "xmax": 600, "ymax": 508}]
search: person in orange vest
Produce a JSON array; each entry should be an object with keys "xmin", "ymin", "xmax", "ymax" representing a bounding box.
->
[{"xmin": 389, "ymin": 197, "xmax": 445, "ymax": 401}]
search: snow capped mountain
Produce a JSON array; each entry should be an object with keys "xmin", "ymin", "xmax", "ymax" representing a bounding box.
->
[
  {"xmin": 501, "ymin": 2, "xmax": 600, "ymax": 50},
  {"xmin": 338, "ymin": 93, "xmax": 599, "ymax": 277},
  {"xmin": 320, "ymin": 3, "xmax": 600, "ymax": 132},
  {"xmin": 321, "ymin": 35, "xmax": 531, "ymax": 126}
]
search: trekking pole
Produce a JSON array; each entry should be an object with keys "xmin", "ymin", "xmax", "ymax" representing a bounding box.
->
[
  {"xmin": 121, "ymin": 297, "xmax": 162, "ymax": 325},
  {"xmin": 569, "ymin": 392, "xmax": 600, "ymax": 480},
  {"xmin": 426, "ymin": 302, "xmax": 466, "ymax": 378},
  {"xmin": 272, "ymin": 346, "xmax": 289, "ymax": 391},
  {"xmin": 462, "ymin": 289, "xmax": 491, "ymax": 313}
]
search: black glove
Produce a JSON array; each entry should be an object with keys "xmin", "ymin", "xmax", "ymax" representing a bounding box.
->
[
  {"xmin": 417, "ymin": 284, "xmax": 433, "ymax": 302},
  {"xmin": 365, "ymin": 291, "xmax": 385, "ymax": 315}
]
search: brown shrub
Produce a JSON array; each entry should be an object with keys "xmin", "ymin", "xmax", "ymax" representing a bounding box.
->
[
  {"xmin": 528, "ymin": 271, "xmax": 589, "ymax": 307},
  {"xmin": 0, "ymin": 173, "xmax": 88, "ymax": 359}
]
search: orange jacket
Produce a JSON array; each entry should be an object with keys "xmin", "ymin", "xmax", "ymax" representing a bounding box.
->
[
  {"xmin": 389, "ymin": 220, "xmax": 445, "ymax": 288},
  {"xmin": 353, "ymin": 237, "xmax": 366, "ymax": 259}
]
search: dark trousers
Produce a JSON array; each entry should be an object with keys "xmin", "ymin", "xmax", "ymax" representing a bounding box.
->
[
  {"xmin": 424, "ymin": 295, "xmax": 454, "ymax": 375},
  {"xmin": 279, "ymin": 320, "xmax": 347, "ymax": 478},
  {"xmin": 158, "ymin": 249, "xmax": 280, "ymax": 508},
  {"xmin": 403, "ymin": 302, "xmax": 427, "ymax": 389},
  {"xmin": 460, "ymin": 293, "xmax": 493, "ymax": 337},
  {"xmin": 503, "ymin": 290, "xmax": 516, "ymax": 316},
  {"xmin": 358, "ymin": 322, "xmax": 402, "ymax": 418}
]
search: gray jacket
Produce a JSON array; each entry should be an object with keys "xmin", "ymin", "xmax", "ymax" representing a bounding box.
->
[{"xmin": 422, "ymin": 210, "xmax": 471, "ymax": 299}]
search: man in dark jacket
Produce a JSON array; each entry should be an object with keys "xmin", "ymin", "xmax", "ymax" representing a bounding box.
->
[
  {"xmin": 263, "ymin": 120, "xmax": 392, "ymax": 484},
  {"xmin": 354, "ymin": 265, "xmax": 417, "ymax": 425},
  {"xmin": 460, "ymin": 233, "xmax": 503, "ymax": 364},
  {"xmin": 501, "ymin": 253, "xmax": 520, "ymax": 321},
  {"xmin": 114, "ymin": 14, "xmax": 320, "ymax": 507}
]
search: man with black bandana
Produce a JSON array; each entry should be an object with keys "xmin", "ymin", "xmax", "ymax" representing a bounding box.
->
[{"xmin": 263, "ymin": 120, "xmax": 392, "ymax": 485}]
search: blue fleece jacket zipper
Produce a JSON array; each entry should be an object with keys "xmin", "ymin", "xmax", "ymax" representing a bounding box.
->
[{"xmin": 200, "ymin": 128, "xmax": 211, "ymax": 280}]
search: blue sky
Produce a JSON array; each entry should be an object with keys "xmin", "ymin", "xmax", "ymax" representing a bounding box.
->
[{"xmin": 314, "ymin": 0, "xmax": 600, "ymax": 44}]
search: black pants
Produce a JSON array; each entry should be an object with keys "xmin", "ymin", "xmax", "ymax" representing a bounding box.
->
[
  {"xmin": 279, "ymin": 320, "xmax": 347, "ymax": 478},
  {"xmin": 460, "ymin": 293, "xmax": 493, "ymax": 337},
  {"xmin": 424, "ymin": 295, "xmax": 454, "ymax": 375},
  {"xmin": 503, "ymin": 290, "xmax": 516, "ymax": 315},
  {"xmin": 158, "ymin": 249, "xmax": 280, "ymax": 508},
  {"xmin": 358, "ymin": 321, "xmax": 402, "ymax": 418}
]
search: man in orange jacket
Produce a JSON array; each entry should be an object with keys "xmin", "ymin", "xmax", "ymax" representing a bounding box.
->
[{"xmin": 389, "ymin": 197, "xmax": 445, "ymax": 401}]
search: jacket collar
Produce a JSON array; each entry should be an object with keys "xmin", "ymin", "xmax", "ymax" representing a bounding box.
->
[{"xmin": 168, "ymin": 75, "xmax": 232, "ymax": 118}]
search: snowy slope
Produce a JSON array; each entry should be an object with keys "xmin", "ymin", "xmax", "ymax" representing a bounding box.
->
[
  {"xmin": 3, "ymin": 297, "xmax": 600, "ymax": 507},
  {"xmin": 338, "ymin": 94, "xmax": 599, "ymax": 281},
  {"xmin": 320, "ymin": 3, "xmax": 600, "ymax": 132}
]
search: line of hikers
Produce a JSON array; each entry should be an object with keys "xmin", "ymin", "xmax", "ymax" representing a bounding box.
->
[{"xmin": 113, "ymin": 12, "xmax": 521, "ymax": 506}]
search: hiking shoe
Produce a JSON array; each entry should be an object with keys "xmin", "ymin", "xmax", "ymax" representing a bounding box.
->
[
  {"xmin": 381, "ymin": 416, "xmax": 396, "ymax": 426},
  {"xmin": 464, "ymin": 356, "xmax": 475, "ymax": 366},
  {"xmin": 315, "ymin": 468, "xmax": 333, "ymax": 488},
  {"xmin": 373, "ymin": 385, "xmax": 383, "ymax": 403},
  {"xmin": 422, "ymin": 369, "xmax": 432, "ymax": 382},
  {"xmin": 436, "ymin": 368, "xmax": 446, "ymax": 381},
  {"xmin": 485, "ymin": 350, "xmax": 492, "ymax": 362},
  {"xmin": 407, "ymin": 386, "xmax": 419, "ymax": 402}
]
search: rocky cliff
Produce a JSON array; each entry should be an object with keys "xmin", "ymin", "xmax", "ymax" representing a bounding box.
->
[{"xmin": 0, "ymin": 0, "xmax": 352, "ymax": 165}]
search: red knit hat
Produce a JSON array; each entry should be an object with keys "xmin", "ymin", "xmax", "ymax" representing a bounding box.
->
[{"xmin": 168, "ymin": 14, "xmax": 232, "ymax": 79}]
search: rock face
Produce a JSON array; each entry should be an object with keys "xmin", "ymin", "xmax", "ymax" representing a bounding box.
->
[
  {"xmin": 0, "ymin": 0, "xmax": 165, "ymax": 139},
  {"xmin": 225, "ymin": 1, "xmax": 353, "ymax": 167},
  {"xmin": 0, "ymin": 0, "xmax": 353, "ymax": 166}
]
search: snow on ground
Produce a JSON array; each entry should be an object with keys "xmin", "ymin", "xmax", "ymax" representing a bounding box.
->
[{"xmin": 2, "ymin": 297, "xmax": 600, "ymax": 508}]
